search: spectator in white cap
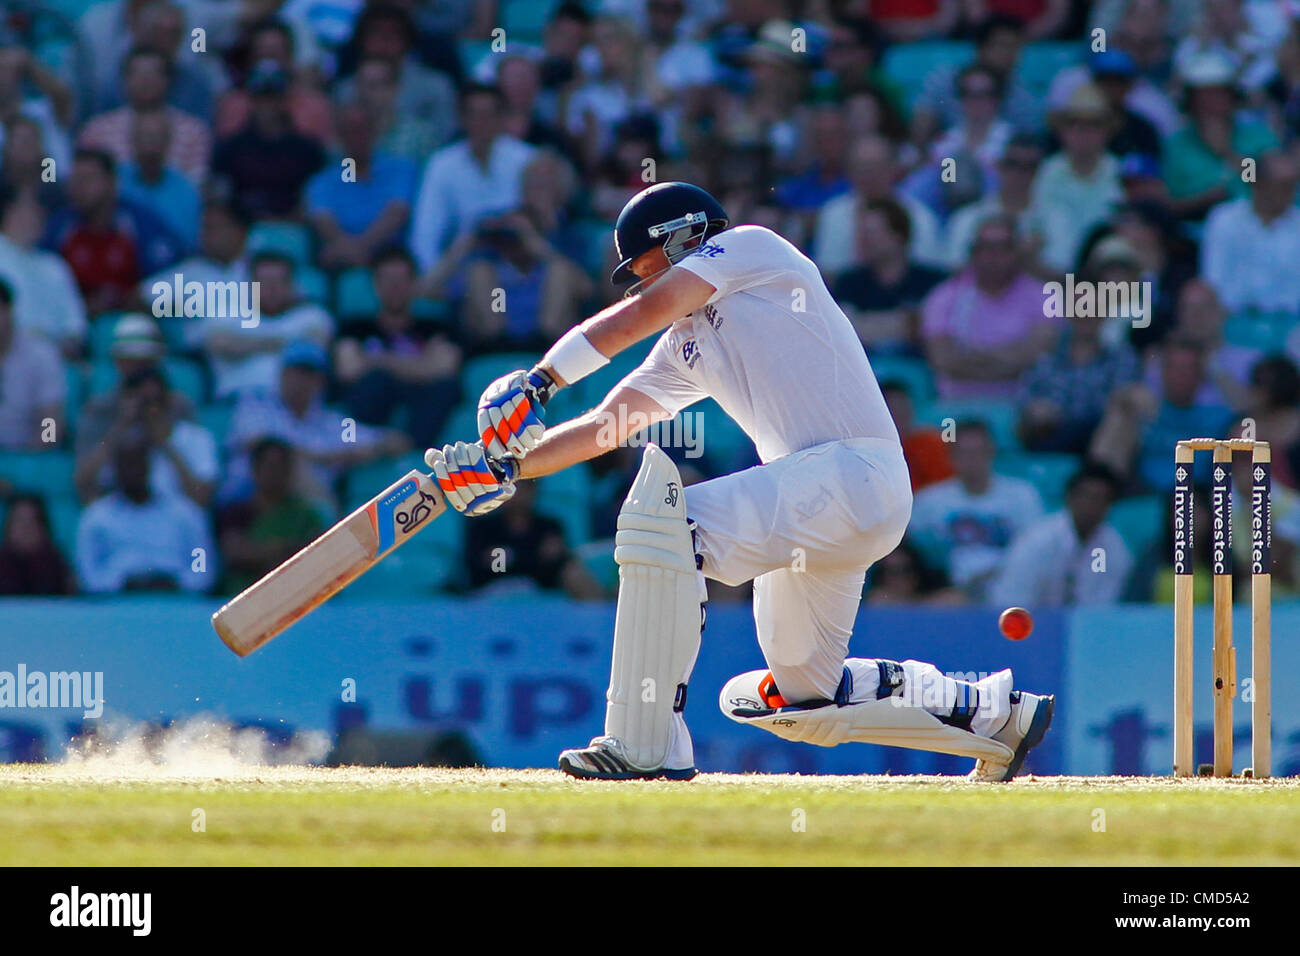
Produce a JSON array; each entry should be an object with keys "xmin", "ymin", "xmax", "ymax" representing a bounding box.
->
[
  {"xmin": 1023, "ymin": 83, "xmax": 1123, "ymax": 273},
  {"xmin": 1163, "ymin": 47, "xmax": 1278, "ymax": 220},
  {"xmin": 74, "ymin": 364, "xmax": 218, "ymax": 507},
  {"xmin": 77, "ymin": 313, "xmax": 193, "ymax": 455}
]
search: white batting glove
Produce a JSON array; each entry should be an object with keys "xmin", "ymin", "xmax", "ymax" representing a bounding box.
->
[
  {"xmin": 426, "ymin": 441, "xmax": 518, "ymax": 517},
  {"xmin": 477, "ymin": 370, "xmax": 548, "ymax": 460}
]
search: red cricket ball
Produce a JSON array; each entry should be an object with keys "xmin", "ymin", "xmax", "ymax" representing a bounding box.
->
[{"xmin": 998, "ymin": 606, "xmax": 1034, "ymax": 641}]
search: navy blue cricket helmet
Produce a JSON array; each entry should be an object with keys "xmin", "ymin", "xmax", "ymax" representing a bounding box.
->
[{"xmin": 610, "ymin": 182, "xmax": 729, "ymax": 287}]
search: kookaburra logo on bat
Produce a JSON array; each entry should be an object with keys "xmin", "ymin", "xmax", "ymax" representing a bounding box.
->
[
  {"xmin": 665, "ymin": 482, "xmax": 679, "ymax": 507},
  {"xmin": 395, "ymin": 488, "xmax": 440, "ymax": 533}
]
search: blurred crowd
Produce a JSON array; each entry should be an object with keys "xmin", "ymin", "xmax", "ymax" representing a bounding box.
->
[{"xmin": 2, "ymin": 0, "xmax": 1300, "ymax": 608}]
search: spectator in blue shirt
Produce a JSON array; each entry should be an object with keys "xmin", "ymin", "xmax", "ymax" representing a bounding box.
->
[
  {"xmin": 306, "ymin": 98, "xmax": 416, "ymax": 271},
  {"xmin": 119, "ymin": 109, "xmax": 201, "ymax": 253}
]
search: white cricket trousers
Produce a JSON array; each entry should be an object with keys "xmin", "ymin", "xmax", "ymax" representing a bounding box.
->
[{"xmin": 685, "ymin": 436, "xmax": 913, "ymax": 703}]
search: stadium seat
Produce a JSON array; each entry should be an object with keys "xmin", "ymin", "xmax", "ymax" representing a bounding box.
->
[
  {"xmin": 577, "ymin": 219, "xmax": 615, "ymax": 275},
  {"xmin": 336, "ymin": 268, "xmax": 380, "ymax": 319},
  {"xmin": 461, "ymin": 353, "xmax": 539, "ymax": 399},
  {"xmin": 247, "ymin": 220, "xmax": 314, "ymax": 266},
  {"xmin": 917, "ymin": 396, "xmax": 1021, "ymax": 452},
  {"xmin": 1016, "ymin": 41, "xmax": 1083, "ymax": 96},
  {"xmin": 870, "ymin": 354, "xmax": 936, "ymax": 404},
  {"xmin": 575, "ymin": 539, "xmax": 618, "ymax": 593},
  {"xmin": 0, "ymin": 450, "xmax": 77, "ymax": 500},
  {"xmin": 196, "ymin": 402, "xmax": 235, "ymax": 442},
  {"xmin": 63, "ymin": 364, "xmax": 84, "ymax": 436},
  {"xmin": 574, "ymin": 339, "xmax": 654, "ymax": 410},
  {"xmin": 1109, "ymin": 494, "xmax": 1163, "ymax": 563},
  {"xmin": 89, "ymin": 312, "xmax": 126, "ymax": 358},
  {"xmin": 297, "ymin": 266, "xmax": 330, "ymax": 305},
  {"xmin": 45, "ymin": 495, "xmax": 81, "ymax": 560},
  {"xmin": 996, "ymin": 451, "xmax": 1079, "ymax": 509},
  {"xmin": 433, "ymin": 402, "xmax": 479, "ymax": 448},
  {"xmin": 412, "ymin": 297, "xmax": 450, "ymax": 323},
  {"xmin": 458, "ymin": 40, "xmax": 496, "ymax": 80},
  {"xmin": 502, "ymin": 0, "xmax": 558, "ymax": 44},
  {"xmin": 89, "ymin": 356, "xmax": 207, "ymax": 405},
  {"xmin": 536, "ymin": 462, "xmax": 592, "ymax": 546},
  {"xmin": 1224, "ymin": 311, "xmax": 1294, "ymax": 353},
  {"xmin": 881, "ymin": 41, "xmax": 973, "ymax": 113},
  {"xmin": 343, "ymin": 452, "xmax": 429, "ymax": 512}
]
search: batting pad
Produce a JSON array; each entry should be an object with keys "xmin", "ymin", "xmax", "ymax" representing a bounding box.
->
[
  {"xmin": 719, "ymin": 670, "xmax": 1015, "ymax": 763},
  {"xmin": 607, "ymin": 444, "xmax": 703, "ymax": 770}
]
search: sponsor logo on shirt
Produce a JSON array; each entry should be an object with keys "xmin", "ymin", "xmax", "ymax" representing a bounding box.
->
[
  {"xmin": 703, "ymin": 304, "xmax": 724, "ymax": 330},
  {"xmin": 681, "ymin": 338, "xmax": 701, "ymax": 368},
  {"xmin": 692, "ymin": 240, "xmax": 725, "ymax": 259}
]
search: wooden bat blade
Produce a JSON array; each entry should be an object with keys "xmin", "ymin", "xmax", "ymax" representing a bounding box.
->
[{"xmin": 212, "ymin": 469, "xmax": 446, "ymax": 656}]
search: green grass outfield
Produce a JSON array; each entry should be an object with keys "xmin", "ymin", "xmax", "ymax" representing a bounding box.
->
[{"xmin": 3, "ymin": 765, "xmax": 1299, "ymax": 866}]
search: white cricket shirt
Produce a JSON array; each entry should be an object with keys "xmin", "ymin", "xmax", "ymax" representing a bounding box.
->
[{"xmin": 620, "ymin": 224, "xmax": 898, "ymax": 464}]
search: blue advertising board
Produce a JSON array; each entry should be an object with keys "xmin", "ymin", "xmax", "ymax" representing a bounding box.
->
[{"xmin": 2, "ymin": 596, "xmax": 1294, "ymax": 775}]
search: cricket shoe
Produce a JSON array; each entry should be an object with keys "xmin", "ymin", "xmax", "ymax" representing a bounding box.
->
[
  {"xmin": 968, "ymin": 691, "xmax": 1055, "ymax": 782},
  {"xmin": 558, "ymin": 735, "xmax": 698, "ymax": 781}
]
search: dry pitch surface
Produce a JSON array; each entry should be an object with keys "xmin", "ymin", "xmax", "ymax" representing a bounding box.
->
[{"xmin": 3, "ymin": 764, "xmax": 1299, "ymax": 866}]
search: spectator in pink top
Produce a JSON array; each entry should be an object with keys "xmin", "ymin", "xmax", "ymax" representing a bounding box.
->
[
  {"xmin": 78, "ymin": 47, "xmax": 211, "ymax": 184},
  {"xmin": 921, "ymin": 213, "xmax": 1060, "ymax": 398}
]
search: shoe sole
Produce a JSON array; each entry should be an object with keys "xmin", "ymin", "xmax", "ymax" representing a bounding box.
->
[
  {"xmin": 1000, "ymin": 695, "xmax": 1055, "ymax": 781},
  {"xmin": 558, "ymin": 755, "xmax": 698, "ymax": 781}
]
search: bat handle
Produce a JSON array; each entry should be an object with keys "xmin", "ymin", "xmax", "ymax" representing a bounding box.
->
[{"xmin": 524, "ymin": 366, "xmax": 557, "ymax": 409}]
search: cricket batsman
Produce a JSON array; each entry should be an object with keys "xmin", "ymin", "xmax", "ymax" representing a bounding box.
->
[{"xmin": 426, "ymin": 182, "xmax": 1054, "ymax": 781}]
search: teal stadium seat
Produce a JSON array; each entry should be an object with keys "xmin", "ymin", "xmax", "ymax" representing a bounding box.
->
[
  {"xmin": 502, "ymin": 0, "xmax": 559, "ymax": 44},
  {"xmin": 918, "ymin": 396, "xmax": 1021, "ymax": 452},
  {"xmin": 461, "ymin": 353, "xmax": 540, "ymax": 398},
  {"xmin": 870, "ymin": 354, "xmax": 936, "ymax": 404},
  {"xmin": 296, "ymin": 266, "xmax": 330, "ymax": 305},
  {"xmin": 536, "ymin": 462, "xmax": 592, "ymax": 546},
  {"xmin": 881, "ymin": 41, "xmax": 974, "ymax": 114},
  {"xmin": 88, "ymin": 356, "xmax": 207, "ymax": 405},
  {"xmin": 247, "ymin": 220, "xmax": 314, "ymax": 266},
  {"xmin": 1108, "ymin": 494, "xmax": 1163, "ymax": 564},
  {"xmin": 46, "ymin": 496, "xmax": 81, "ymax": 560},
  {"xmin": 336, "ymin": 268, "xmax": 380, "ymax": 319},
  {"xmin": 1224, "ymin": 311, "xmax": 1294, "ymax": 353},
  {"xmin": 1016, "ymin": 41, "xmax": 1083, "ymax": 97},
  {"xmin": 996, "ymin": 451, "xmax": 1079, "ymax": 509},
  {"xmin": 0, "ymin": 451, "xmax": 77, "ymax": 499},
  {"xmin": 458, "ymin": 40, "xmax": 496, "ymax": 80},
  {"xmin": 197, "ymin": 402, "xmax": 235, "ymax": 442},
  {"xmin": 412, "ymin": 297, "xmax": 450, "ymax": 323},
  {"xmin": 578, "ymin": 219, "xmax": 615, "ymax": 276},
  {"xmin": 89, "ymin": 312, "xmax": 126, "ymax": 358},
  {"xmin": 64, "ymin": 364, "xmax": 84, "ymax": 436}
]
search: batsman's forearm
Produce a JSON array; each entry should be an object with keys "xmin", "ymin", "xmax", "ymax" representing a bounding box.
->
[{"xmin": 516, "ymin": 411, "xmax": 610, "ymax": 479}]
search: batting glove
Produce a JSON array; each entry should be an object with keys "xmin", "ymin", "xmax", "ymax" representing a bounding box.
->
[
  {"xmin": 477, "ymin": 369, "xmax": 550, "ymax": 461},
  {"xmin": 426, "ymin": 441, "xmax": 518, "ymax": 516}
]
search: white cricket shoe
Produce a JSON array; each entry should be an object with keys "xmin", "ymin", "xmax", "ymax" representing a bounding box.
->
[
  {"xmin": 968, "ymin": 690, "xmax": 1055, "ymax": 782},
  {"xmin": 558, "ymin": 735, "xmax": 698, "ymax": 781}
]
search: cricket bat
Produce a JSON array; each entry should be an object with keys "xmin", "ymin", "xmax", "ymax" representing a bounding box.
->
[{"xmin": 212, "ymin": 470, "xmax": 447, "ymax": 656}]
